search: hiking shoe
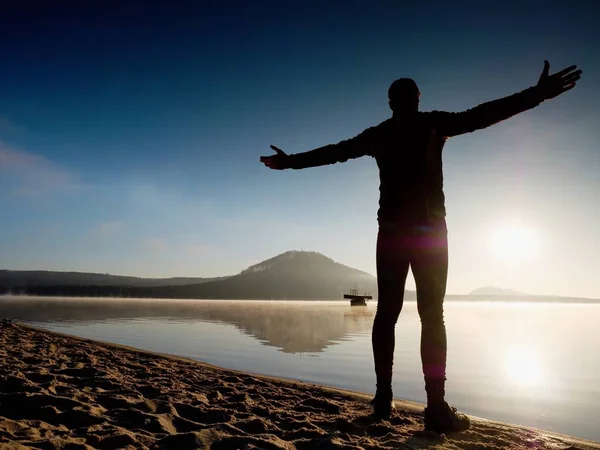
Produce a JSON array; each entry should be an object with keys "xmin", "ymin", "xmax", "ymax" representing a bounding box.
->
[
  {"xmin": 424, "ymin": 402, "xmax": 470, "ymax": 433},
  {"xmin": 370, "ymin": 390, "xmax": 396, "ymax": 420}
]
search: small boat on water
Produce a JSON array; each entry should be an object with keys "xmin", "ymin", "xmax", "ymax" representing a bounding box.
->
[{"xmin": 343, "ymin": 288, "xmax": 372, "ymax": 306}]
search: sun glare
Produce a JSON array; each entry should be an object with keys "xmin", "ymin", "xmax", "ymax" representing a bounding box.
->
[
  {"xmin": 504, "ymin": 348, "xmax": 544, "ymax": 386},
  {"xmin": 490, "ymin": 222, "xmax": 539, "ymax": 261}
]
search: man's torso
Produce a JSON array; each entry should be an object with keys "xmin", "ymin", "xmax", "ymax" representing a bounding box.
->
[{"xmin": 371, "ymin": 113, "xmax": 447, "ymax": 225}]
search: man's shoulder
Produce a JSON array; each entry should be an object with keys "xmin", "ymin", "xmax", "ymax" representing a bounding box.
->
[
  {"xmin": 418, "ymin": 111, "xmax": 455, "ymax": 130},
  {"xmin": 357, "ymin": 118, "xmax": 393, "ymax": 139},
  {"xmin": 420, "ymin": 110, "xmax": 450, "ymax": 119},
  {"xmin": 372, "ymin": 117, "xmax": 394, "ymax": 129}
]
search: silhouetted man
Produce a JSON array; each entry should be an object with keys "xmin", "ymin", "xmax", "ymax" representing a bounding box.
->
[{"xmin": 260, "ymin": 61, "xmax": 581, "ymax": 433}]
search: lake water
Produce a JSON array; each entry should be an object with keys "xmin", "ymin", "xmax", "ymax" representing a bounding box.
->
[{"xmin": 1, "ymin": 296, "xmax": 599, "ymax": 442}]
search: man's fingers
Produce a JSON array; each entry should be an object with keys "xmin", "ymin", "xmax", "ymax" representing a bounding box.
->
[
  {"xmin": 260, "ymin": 156, "xmax": 276, "ymax": 164},
  {"xmin": 560, "ymin": 70, "xmax": 582, "ymax": 84},
  {"xmin": 556, "ymin": 74, "xmax": 580, "ymax": 90},
  {"xmin": 260, "ymin": 154, "xmax": 284, "ymax": 170},
  {"xmin": 264, "ymin": 161, "xmax": 283, "ymax": 170},
  {"xmin": 270, "ymin": 145, "xmax": 286, "ymax": 155},
  {"xmin": 555, "ymin": 83, "xmax": 577, "ymax": 97},
  {"xmin": 557, "ymin": 71, "xmax": 581, "ymax": 84},
  {"xmin": 560, "ymin": 75, "xmax": 581, "ymax": 88},
  {"xmin": 537, "ymin": 62, "xmax": 581, "ymax": 99},
  {"xmin": 261, "ymin": 145, "xmax": 288, "ymax": 170},
  {"xmin": 542, "ymin": 60, "xmax": 550, "ymax": 78},
  {"xmin": 552, "ymin": 64, "xmax": 578, "ymax": 78},
  {"xmin": 547, "ymin": 83, "xmax": 578, "ymax": 100}
]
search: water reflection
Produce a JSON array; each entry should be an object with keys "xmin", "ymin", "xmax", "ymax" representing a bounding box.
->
[{"xmin": 0, "ymin": 297, "xmax": 373, "ymax": 354}]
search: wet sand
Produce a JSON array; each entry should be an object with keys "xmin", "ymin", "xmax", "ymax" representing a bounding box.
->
[{"xmin": 1, "ymin": 320, "xmax": 598, "ymax": 450}]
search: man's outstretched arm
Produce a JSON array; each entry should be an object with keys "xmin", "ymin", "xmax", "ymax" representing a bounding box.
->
[
  {"xmin": 260, "ymin": 125, "xmax": 379, "ymax": 170},
  {"xmin": 434, "ymin": 61, "xmax": 582, "ymax": 138}
]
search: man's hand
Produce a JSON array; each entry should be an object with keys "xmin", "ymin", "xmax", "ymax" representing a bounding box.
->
[
  {"xmin": 260, "ymin": 145, "xmax": 290, "ymax": 170},
  {"xmin": 536, "ymin": 60, "xmax": 582, "ymax": 101}
]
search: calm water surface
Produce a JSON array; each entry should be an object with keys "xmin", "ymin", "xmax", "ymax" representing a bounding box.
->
[{"xmin": 1, "ymin": 297, "xmax": 599, "ymax": 442}]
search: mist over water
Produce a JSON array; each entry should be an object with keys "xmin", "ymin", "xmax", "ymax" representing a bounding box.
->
[
  {"xmin": 0, "ymin": 298, "xmax": 374, "ymax": 353},
  {"xmin": 2, "ymin": 297, "xmax": 599, "ymax": 442}
]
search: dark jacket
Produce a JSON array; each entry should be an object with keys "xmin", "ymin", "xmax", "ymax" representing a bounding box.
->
[{"xmin": 288, "ymin": 86, "xmax": 543, "ymax": 224}]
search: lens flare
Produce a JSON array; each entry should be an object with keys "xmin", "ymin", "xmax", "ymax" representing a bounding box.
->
[{"xmin": 490, "ymin": 222, "xmax": 539, "ymax": 261}]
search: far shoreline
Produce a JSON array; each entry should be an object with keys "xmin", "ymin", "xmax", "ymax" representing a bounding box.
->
[{"xmin": 2, "ymin": 293, "xmax": 600, "ymax": 304}]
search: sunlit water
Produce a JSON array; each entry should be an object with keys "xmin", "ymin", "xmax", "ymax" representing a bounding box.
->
[{"xmin": 1, "ymin": 297, "xmax": 599, "ymax": 442}]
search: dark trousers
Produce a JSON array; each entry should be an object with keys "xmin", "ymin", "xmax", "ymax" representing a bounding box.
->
[{"xmin": 372, "ymin": 219, "xmax": 448, "ymax": 402}]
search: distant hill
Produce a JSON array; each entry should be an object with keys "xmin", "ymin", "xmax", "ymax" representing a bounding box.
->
[
  {"xmin": 0, "ymin": 251, "xmax": 383, "ymax": 300},
  {"xmin": 4, "ymin": 257, "xmax": 595, "ymax": 303},
  {"xmin": 468, "ymin": 286, "xmax": 529, "ymax": 296},
  {"xmin": 0, "ymin": 270, "xmax": 228, "ymax": 289}
]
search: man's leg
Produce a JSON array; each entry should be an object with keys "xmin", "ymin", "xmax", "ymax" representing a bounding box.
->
[
  {"xmin": 411, "ymin": 222, "xmax": 470, "ymax": 432},
  {"xmin": 410, "ymin": 226, "xmax": 448, "ymax": 407},
  {"xmin": 371, "ymin": 225, "xmax": 410, "ymax": 417}
]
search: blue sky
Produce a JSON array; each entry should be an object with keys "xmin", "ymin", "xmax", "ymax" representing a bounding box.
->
[{"xmin": 1, "ymin": 1, "xmax": 598, "ymax": 298}]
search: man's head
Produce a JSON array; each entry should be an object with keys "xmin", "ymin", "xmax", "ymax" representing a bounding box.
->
[{"xmin": 388, "ymin": 78, "xmax": 420, "ymax": 114}]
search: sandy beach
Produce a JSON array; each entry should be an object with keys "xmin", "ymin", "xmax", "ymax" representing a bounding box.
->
[{"xmin": 1, "ymin": 320, "xmax": 598, "ymax": 450}]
